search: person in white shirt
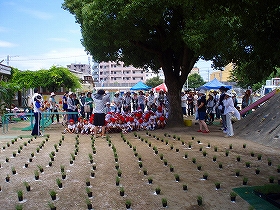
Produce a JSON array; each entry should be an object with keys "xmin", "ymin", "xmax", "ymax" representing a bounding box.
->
[
  {"xmin": 223, "ymin": 90, "xmax": 241, "ymax": 137},
  {"xmin": 92, "ymin": 89, "xmax": 110, "ymax": 138},
  {"xmin": 181, "ymin": 92, "xmax": 187, "ymax": 116},
  {"xmin": 113, "ymin": 91, "xmax": 122, "ymax": 112},
  {"xmin": 62, "ymin": 119, "xmax": 76, "ymax": 134},
  {"xmin": 49, "ymin": 92, "xmax": 59, "ymax": 124},
  {"xmin": 147, "ymin": 91, "xmax": 156, "ymax": 110}
]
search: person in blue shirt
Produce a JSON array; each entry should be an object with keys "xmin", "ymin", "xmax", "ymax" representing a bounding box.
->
[{"xmin": 31, "ymin": 95, "xmax": 46, "ymax": 136}]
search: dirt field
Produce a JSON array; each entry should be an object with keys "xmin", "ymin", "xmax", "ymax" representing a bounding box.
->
[{"xmin": 0, "ymin": 121, "xmax": 280, "ymax": 210}]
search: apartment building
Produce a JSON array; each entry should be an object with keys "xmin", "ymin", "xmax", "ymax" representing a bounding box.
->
[
  {"xmin": 94, "ymin": 61, "xmax": 146, "ymax": 88},
  {"xmin": 67, "ymin": 63, "xmax": 93, "ymax": 84}
]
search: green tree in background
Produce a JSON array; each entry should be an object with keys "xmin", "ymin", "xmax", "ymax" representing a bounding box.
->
[
  {"xmin": 145, "ymin": 76, "xmax": 163, "ymax": 88},
  {"xmin": 0, "ymin": 81, "xmax": 20, "ymax": 114},
  {"xmin": 11, "ymin": 66, "xmax": 81, "ymax": 91},
  {"xmin": 185, "ymin": 73, "xmax": 205, "ymax": 90},
  {"xmin": 63, "ymin": 0, "xmax": 280, "ymax": 127}
]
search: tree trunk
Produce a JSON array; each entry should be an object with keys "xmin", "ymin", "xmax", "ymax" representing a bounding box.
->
[
  {"xmin": 161, "ymin": 47, "xmax": 197, "ymax": 128},
  {"xmin": 166, "ymin": 80, "xmax": 184, "ymax": 127}
]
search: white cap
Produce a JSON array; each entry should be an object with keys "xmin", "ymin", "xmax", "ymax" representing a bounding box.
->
[
  {"xmin": 225, "ymin": 90, "xmax": 233, "ymax": 97},
  {"xmin": 50, "ymin": 92, "xmax": 55, "ymax": 96}
]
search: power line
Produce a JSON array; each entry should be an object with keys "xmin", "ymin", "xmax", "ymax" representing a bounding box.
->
[{"xmin": 4, "ymin": 55, "xmax": 89, "ymax": 62}]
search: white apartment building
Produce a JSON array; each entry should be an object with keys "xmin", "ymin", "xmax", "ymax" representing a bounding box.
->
[
  {"xmin": 94, "ymin": 61, "xmax": 146, "ymax": 88},
  {"xmin": 145, "ymin": 69, "xmax": 165, "ymax": 81}
]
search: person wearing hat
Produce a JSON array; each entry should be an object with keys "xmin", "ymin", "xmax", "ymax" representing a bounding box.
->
[
  {"xmin": 49, "ymin": 92, "xmax": 59, "ymax": 124},
  {"xmin": 113, "ymin": 91, "xmax": 122, "ymax": 112},
  {"xmin": 223, "ymin": 90, "xmax": 241, "ymax": 137},
  {"xmin": 196, "ymin": 89, "xmax": 210, "ymax": 133},
  {"xmin": 105, "ymin": 102, "xmax": 111, "ymax": 113},
  {"xmin": 31, "ymin": 95, "xmax": 46, "ymax": 136},
  {"xmin": 92, "ymin": 89, "xmax": 110, "ymax": 138}
]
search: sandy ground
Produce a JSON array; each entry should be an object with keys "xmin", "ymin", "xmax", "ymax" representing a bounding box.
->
[{"xmin": 0, "ymin": 119, "xmax": 280, "ymax": 210}]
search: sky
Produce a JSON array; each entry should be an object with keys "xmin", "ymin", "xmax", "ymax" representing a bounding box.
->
[{"xmin": 0, "ymin": 0, "xmax": 213, "ymax": 81}]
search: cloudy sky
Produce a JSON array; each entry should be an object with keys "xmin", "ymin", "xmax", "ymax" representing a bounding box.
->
[{"xmin": 0, "ymin": 0, "xmax": 213, "ymax": 81}]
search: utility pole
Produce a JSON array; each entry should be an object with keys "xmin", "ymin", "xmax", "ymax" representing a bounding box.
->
[{"xmin": 6, "ymin": 55, "xmax": 19, "ymax": 66}]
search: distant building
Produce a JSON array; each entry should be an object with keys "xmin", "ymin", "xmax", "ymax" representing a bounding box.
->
[
  {"xmin": 67, "ymin": 63, "xmax": 94, "ymax": 93},
  {"xmin": 190, "ymin": 67, "xmax": 199, "ymax": 75},
  {"xmin": 210, "ymin": 63, "xmax": 234, "ymax": 82},
  {"xmin": 94, "ymin": 61, "xmax": 146, "ymax": 90},
  {"xmin": 67, "ymin": 62, "xmax": 93, "ymax": 83},
  {"xmin": 145, "ymin": 69, "xmax": 165, "ymax": 81},
  {"xmin": 0, "ymin": 63, "xmax": 11, "ymax": 82}
]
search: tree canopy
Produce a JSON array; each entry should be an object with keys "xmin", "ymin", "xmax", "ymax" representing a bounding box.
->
[
  {"xmin": 62, "ymin": 0, "xmax": 280, "ymax": 127},
  {"xmin": 11, "ymin": 66, "xmax": 81, "ymax": 91},
  {"xmin": 185, "ymin": 73, "xmax": 205, "ymax": 90},
  {"xmin": 145, "ymin": 76, "xmax": 164, "ymax": 88}
]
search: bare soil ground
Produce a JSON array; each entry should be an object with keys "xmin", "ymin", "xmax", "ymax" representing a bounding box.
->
[{"xmin": 0, "ymin": 121, "xmax": 280, "ymax": 210}]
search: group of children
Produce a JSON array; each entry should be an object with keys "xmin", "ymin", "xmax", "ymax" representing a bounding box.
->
[{"xmin": 62, "ymin": 106, "xmax": 167, "ymax": 135}]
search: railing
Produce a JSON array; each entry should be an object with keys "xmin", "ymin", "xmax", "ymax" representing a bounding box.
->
[
  {"xmin": 2, "ymin": 111, "xmax": 78, "ymax": 134},
  {"xmin": 94, "ymin": 83, "xmax": 137, "ymax": 87}
]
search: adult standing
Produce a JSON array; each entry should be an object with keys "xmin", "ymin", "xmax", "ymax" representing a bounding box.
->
[
  {"xmin": 85, "ymin": 92, "xmax": 93, "ymax": 119},
  {"xmin": 206, "ymin": 93, "xmax": 215, "ymax": 123},
  {"xmin": 31, "ymin": 88, "xmax": 40, "ymax": 108},
  {"xmin": 157, "ymin": 89, "xmax": 165, "ymax": 107},
  {"xmin": 122, "ymin": 91, "xmax": 132, "ymax": 112},
  {"xmin": 147, "ymin": 91, "xmax": 156, "ymax": 111},
  {"xmin": 187, "ymin": 91, "xmax": 194, "ymax": 116},
  {"xmin": 218, "ymin": 86, "xmax": 229, "ymax": 132},
  {"xmin": 137, "ymin": 91, "xmax": 146, "ymax": 112},
  {"xmin": 62, "ymin": 91, "xmax": 69, "ymax": 125},
  {"xmin": 49, "ymin": 92, "xmax": 59, "ymax": 124},
  {"xmin": 73, "ymin": 93, "xmax": 79, "ymax": 122},
  {"xmin": 93, "ymin": 89, "xmax": 110, "ymax": 138},
  {"xmin": 241, "ymin": 89, "xmax": 253, "ymax": 116},
  {"xmin": 132, "ymin": 92, "xmax": 138, "ymax": 111},
  {"xmin": 181, "ymin": 92, "xmax": 187, "ymax": 116},
  {"xmin": 213, "ymin": 90, "xmax": 220, "ymax": 119},
  {"xmin": 79, "ymin": 92, "xmax": 86, "ymax": 118},
  {"xmin": 67, "ymin": 92, "xmax": 76, "ymax": 122},
  {"xmin": 31, "ymin": 95, "xmax": 45, "ymax": 136},
  {"xmin": 113, "ymin": 91, "xmax": 122, "ymax": 112},
  {"xmin": 223, "ymin": 90, "xmax": 241, "ymax": 137},
  {"xmin": 196, "ymin": 89, "xmax": 210, "ymax": 133}
]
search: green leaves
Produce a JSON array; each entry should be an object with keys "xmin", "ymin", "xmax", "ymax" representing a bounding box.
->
[{"xmin": 10, "ymin": 66, "xmax": 81, "ymax": 91}]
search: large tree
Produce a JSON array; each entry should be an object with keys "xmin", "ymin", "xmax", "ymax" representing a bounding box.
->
[{"xmin": 62, "ymin": 0, "xmax": 279, "ymax": 127}]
